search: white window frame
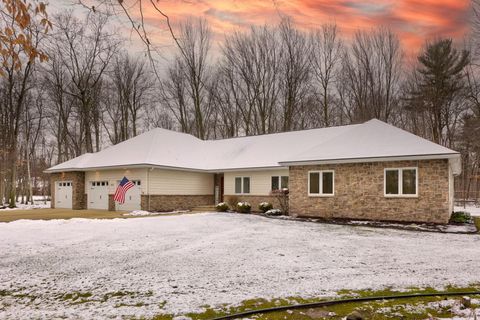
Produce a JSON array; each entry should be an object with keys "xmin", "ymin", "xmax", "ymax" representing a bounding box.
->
[
  {"xmin": 271, "ymin": 175, "xmax": 289, "ymax": 191},
  {"xmin": 384, "ymin": 167, "xmax": 418, "ymax": 198},
  {"xmin": 90, "ymin": 181, "xmax": 109, "ymax": 187},
  {"xmin": 234, "ymin": 176, "xmax": 251, "ymax": 194},
  {"xmin": 308, "ymin": 170, "xmax": 335, "ymax": 197}
]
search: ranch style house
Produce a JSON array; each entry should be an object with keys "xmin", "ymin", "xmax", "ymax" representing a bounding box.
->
[{"xmin": 46, "ymin": 119, "xmax": 461, "ymax": 224}]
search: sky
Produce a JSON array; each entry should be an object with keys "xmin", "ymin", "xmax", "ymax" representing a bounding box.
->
[{"xmin": 57, "ymin": 0, "xmax": 472, "ymax": 57}]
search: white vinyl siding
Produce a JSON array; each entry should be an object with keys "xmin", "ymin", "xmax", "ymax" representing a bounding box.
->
[
  {"xmin": 224, "ymin": 169, "xmax": 289, "ymax": 195},
  {"xmin": 85, "ymin": 169, "xmax": 147, "ymax": 194},
  {"xmin": 148, "ymin": 169, "xmax": 213, "ymax": 195},
  {"xmin": 85, "ymin": 168, "xmax": 213, "ymax": 196}
]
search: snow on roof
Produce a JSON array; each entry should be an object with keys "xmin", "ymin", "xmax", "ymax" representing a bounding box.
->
[{"xmin": 46, "ymin": 119, "xmax": 459, "ymax": 173}]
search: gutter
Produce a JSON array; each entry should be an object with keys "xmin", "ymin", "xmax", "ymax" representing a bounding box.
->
[{"xmin": 278, "ymin": 153, "xmax": 461, "ymax": 166}]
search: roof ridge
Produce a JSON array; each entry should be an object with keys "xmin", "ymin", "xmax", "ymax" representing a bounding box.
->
[{"xmin": 206, "ymin": 123, "xmax": 361, "ymax": 142}]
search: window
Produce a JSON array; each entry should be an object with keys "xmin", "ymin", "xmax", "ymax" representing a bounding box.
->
[
  {"xmin": 91, "ymin": 181, "xmax": 108, "ymax": 187},
  {"xmin": 235, "ymin": 177, "xmax": 250, "ymax": 194},
  {"xmin": 308, "ymin": 171, "xmax": 334, "ymax": 196},
  {"xmin": 384, "ymin": 168, "xmax": 417, "ymax": 197},
  {"xmin": 271, "ymin": 176, "xmax": 289, "ymax": 191}
]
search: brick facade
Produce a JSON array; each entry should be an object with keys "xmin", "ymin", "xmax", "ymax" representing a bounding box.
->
[
  {"xmin": 289, "ymin": 159, "xmax": 451, "ymax": 224},
  {"xmin": 141, "ymin": 195, "xmax": 214, "ymax": 212},
  {"xmin": 223, "ymin": 195, "xmax": 280, "ymax": 212},
  {"xmin": 50, "ymin": 171, "xmax": 86, "ymax": 210}
]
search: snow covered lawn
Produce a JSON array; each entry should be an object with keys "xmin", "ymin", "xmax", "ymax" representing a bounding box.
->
[{"xmin": 0, "ymin": 212, "xmax": 479, "ymax": 319}]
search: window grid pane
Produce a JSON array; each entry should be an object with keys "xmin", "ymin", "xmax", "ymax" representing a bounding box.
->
[
  {"xmin": 271, "ymin": 176, "xmax": 279, "ymax": 190},
  {"xmin": 385, "ymin": 170, "xmax": 399, "ymax": 194},
  {"xmin": 309, "ymin": 172, "xmax": 320, "ymax": 194},
  {"xmin": 402, "ymin": 169, "xmax": 416, "ymax": 194},
  {"xmin": 281, "ymin": 176, "xmax": 289, "ymax": 189},
  {"xmin": 243, "ymin": 177, "xmax": 250, "ymax": 194},
  {"xmin": 322, "ymin": 172, "xmax": 333, "ymax": 194},
  {"xmin": 235, "ymin": 177, "xmax": 242, "ymax": 194}
]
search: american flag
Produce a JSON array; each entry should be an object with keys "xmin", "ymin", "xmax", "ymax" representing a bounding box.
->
[{"xmin": 114, "ymin": 177, "xmax": 134, "ymax": 204}]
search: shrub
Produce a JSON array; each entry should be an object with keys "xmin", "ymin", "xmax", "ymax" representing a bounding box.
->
[
  {"xmin": 258, "ymin": 202, "xmax": 273, "ymax": 213},
  {"xmin": 450, "ymin": 211, "xmax": 472, "ymax": 224},
  {"xmin": 265, "ymin": 208, "xmax": 282, "ymax": 216},
  {"xmin": 270, "ymin": 188, "xmax": 289, "ymax": 214},
  {"xmin": 215, "ymin": 202, "xmax": 229, "ymax": 212},
  {"xmin": 236, "ymin": 202, "xmax": 251, "ymax": 213},
  {"xmin": 226, "ymin": 195, "xmax": 239, "ymax": 209}
]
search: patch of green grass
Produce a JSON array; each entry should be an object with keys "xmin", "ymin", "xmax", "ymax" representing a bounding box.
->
[{"xmin": 151, "ymin": 285, "xmax": 480, "ymax": 320}]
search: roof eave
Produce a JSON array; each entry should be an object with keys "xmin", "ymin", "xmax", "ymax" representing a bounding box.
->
[
  {"xmin": 44, "ymin": 163, "xmax": 209, "ymax": 174},
  {"xmin": 278, "ymin": 153, "xmax": 461, "ymax": 166}
]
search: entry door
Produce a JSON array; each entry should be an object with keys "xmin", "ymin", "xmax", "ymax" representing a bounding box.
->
[
  {"xmin": 55, "ymin": 181, "xmax": 72, "ymax": 209},
  {"xmin": 115, "ymin": 180, "xmax": 141, "ymax": 211},
  {"xmin": 88, "ymin": 181, "xmax": 109, "ymax": 210}
]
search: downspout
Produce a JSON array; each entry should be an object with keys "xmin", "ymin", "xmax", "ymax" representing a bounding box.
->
[{"xmin": 147, "ymin": 167, "xmax": 154, "ymax": 211}]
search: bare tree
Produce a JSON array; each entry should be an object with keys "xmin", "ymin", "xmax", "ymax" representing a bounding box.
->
[
  {"xmin": 0, "ymin": 1, "xmax": 50, "ymax": 206},
  {"xmin": 166, "ymin": 18, "xmax": 212, "ymax": 139},
  {"xmin": 278, "ymin": 18, "xmax": 311, "ymax": 131},
  {"xmin": 310, "ymin": 23, "xmax": 343, "ymax": 127},
  {"xmin": 221, "ymin": 25, "xmax": 281, "ymax": 135},
  {"xmin": 103, "ymin": 53, "xmax": 154, "ymax": 144},
  {"xmin": 51, "ymin": 12, "xmax": 120, "ymax": 154},
  {"xmin": 340, "ymin": 28, "xmax": 403, "ymax": 123}
]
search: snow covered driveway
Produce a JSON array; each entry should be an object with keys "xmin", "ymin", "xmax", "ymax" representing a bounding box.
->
[{"xmin": 0, "ymin": 212, "xmax": 479, "ymax": 319}]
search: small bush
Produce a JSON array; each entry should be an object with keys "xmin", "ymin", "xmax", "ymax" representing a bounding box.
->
[
  {"xmin": 450, "ymin": 211, "xmax": 472, "ymax": 224},
  {"xmin": 215, "ymin": 202, "xmax": 229, "ymax": 212},
  {"xmin": 236, "ymin": 202, "xmax": 251, "ymax": 213},
  {"xmin": 265, "ymin": 208, "xmax": 282, "ymax": 216},
  {"xmin": 270, "ymin": 188, "xmax": 289, "ymax": 215},
  {"xmin": 226, "ymin": 195, "xmax": 239, "ymax": 209},
  {"xmin": 258, "ymin": 202, "xmax": 273, "ymax": 213}
]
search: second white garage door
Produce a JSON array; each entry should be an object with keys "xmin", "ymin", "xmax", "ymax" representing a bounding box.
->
[
  {"xmin": 115, "ymin": 180, "xmax": 141, "ymax": 211},
  {"xmin": 88, "ymin": 181, "xmax": 109, "ymax": 210}
]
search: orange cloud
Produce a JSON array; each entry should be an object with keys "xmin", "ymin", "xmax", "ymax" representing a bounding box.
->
[{"xmin": 134, "ymin": 0, "xmax": 470, "ymax": 54}]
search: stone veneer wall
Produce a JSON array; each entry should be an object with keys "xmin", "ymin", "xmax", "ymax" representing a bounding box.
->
[
  {"xmin": 289, "ymin": 159, "xmax": 451, "ymax": 224},
  {"xmin": 141, "ymin": 195, "xmax": 214, "ymax": 212},
  {"xmin": 50, "ymin": 171, "xmax": 86, "ymax": 210},
  {"xmin": 108, "ymin": 195, "xmax": 115, "ymax": 211},
  {"xmin": 223, "ymin": 195, "xmax": 280, "ymax": 212}
]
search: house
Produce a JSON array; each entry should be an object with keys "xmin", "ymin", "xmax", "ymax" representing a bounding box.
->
[{"xmin": 45, "ymin": 119, "xmax": 461, "ymax": 224}]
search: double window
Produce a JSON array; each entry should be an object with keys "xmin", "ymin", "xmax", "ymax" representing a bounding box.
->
[
  {"xmin": 384, "ymin": 168, "xmax": 417, "ymax": 197},
  {"xmin": 235, "ymin": 177, "xmax": 250, "ymax": 194},
  {"xmin": 271, "ymin": 176, "xmax": 289, "ymax": 190},
  {"xmin": 308, "ymin": 171, "xmax": 334, "ymax": 196}
]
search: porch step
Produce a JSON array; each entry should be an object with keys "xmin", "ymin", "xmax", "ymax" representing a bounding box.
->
[{"xmin": 191, "ymin": 205, "xmax": 216, "ymax": 212}]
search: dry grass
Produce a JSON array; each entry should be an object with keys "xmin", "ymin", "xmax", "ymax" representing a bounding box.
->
[{"xmin": 0, "ymin": 208, "xmax": 139, "ymax": 222}]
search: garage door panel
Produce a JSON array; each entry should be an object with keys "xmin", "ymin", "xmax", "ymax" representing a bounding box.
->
[
  {"xmin": 88, "ymin": 181, "xmax": 109, "ymax": 210},
  {"xmin": 115, "ymin": 185, "xmax": 141, "ymax": 211},
  {"xmin": 55, "ymin": 181, "xmax": 72, "ymax": 209},
  {"xmin": 115, "ymin": 183, "xmax": 141, "ymax": 211}
]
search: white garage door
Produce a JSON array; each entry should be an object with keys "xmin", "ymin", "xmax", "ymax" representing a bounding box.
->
[
  {"xmin": 88, "ymin": 181, "xmax": 109, "ymax": 210},
  {"xmin": 115, "ymin": 180, "xmax": 141, "ymax": 211},
  {"xmin": 55, "ymin": 181, "xmax": 72, "ymax": 209}
]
